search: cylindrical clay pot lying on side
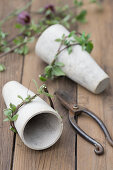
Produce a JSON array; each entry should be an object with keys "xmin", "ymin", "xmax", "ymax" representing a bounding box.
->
[
  {"xmin": 2, "ymin": 81, "xmax": 63, "ymax": 150},
  {"xmin": 35, "ymin": 24, "xmax": 109, "ymax": 94}
]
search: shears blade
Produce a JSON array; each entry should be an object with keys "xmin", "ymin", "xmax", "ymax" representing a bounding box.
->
[{"xmin": 55, "ymin": 90, "xmax": 78, "ymax": 114}]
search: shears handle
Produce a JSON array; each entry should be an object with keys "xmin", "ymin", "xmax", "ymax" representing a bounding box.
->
[{"xmin": 69, "ymin": 106, "xmax": 113, "ymax": 155}]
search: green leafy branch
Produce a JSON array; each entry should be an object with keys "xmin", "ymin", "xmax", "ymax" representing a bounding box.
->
[
  {"xmin": 0, "ymin": 2, "xmax": 84, "ymax": 59},
  {"xmin": 39, "ymin": 31, "xmax": 93, "ymax": 81},
  {"xmin": 0, "ymin": 0, "xmax": 102, "ymax": 71},
  {"xmin": 3, "ymin": 81, "xmax": 53, "ymax": 133},
  {"xmin": 0, "ymin": 22, "xmax": 44, "ymax": 58}
]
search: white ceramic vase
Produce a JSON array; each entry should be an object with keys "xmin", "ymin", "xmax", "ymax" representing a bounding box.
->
[
  {"xmin": 35, "ymin": 24, "xmax": 109, "ymax": 94},
  {"xmin": 2, "ymin": 81, "xmax": 63, "ymax": 150}
]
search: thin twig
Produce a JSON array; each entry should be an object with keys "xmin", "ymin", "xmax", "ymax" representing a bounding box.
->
[
  {"xmin": 7, "ymin": 33, "xmax": 24, "ymax": 44},
  {"xmin": 44, "ymin": 87, "xmax": 54, "ymax": 109},
  {"xmin": 0, "ymin": 32, "xmax": 24, "ymax": 49},
  {"xmin": 13, "ymin": 93, "xmax": 38, "ymax": 115},
  {"xmin": 51, "ymin": 36, "xmax": 67, "ymax": 65},
  {"xmin": 51, "ymin": 42, "xmax": 79, "ymax": 66},
  {"xmin": 0, "ymin": 33, "xmax": 41, "ymax": 58},
  {"xmin": 57, "ymin": 43, "xmax": 80, "ymax": 56},
  {"xmin": 0, "ymin": 42, "xmax": 26, "ymax": 58}
]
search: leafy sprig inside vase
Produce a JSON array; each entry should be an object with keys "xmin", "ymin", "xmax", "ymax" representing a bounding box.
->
[{"xmin": 0, "ymin": 0, "xmax": 101, "ymax": 72}]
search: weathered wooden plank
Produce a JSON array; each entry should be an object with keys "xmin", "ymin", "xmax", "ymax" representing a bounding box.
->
[
  {"xmin": 77, "ymin": 1, "xmax": 113, "ymax": 169},
  {"xmin": 0, "ymin": 0, "xmax": 29, "ymax": 169},
  {"xmin": 12, "ymin": 0, "xmax": 77, "ymax": 169},
  {"xmin": 0, "ymin": 20, "xmax": 23, "ymax": 170},
  {"xmin": 13, "ymin": 40, "xmax": 76, "ymax": 170}
]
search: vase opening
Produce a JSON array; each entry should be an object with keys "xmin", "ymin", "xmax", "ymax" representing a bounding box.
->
[{"xmin": 23, "ymin": 112, "xmax": 62, "ymax": 150}]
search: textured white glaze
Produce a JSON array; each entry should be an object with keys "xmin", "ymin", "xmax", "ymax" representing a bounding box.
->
[
  {"xmin": 2, "ymin": 81, "xmax": 63, "ymax": 150},
  {"xmin": 35, "ymin": 24, "xmax": 109, "ymax": 94}
]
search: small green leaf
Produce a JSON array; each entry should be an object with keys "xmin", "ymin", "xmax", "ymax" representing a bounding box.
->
[
  {"xmin": 45, "ymin": 9, "xmax": 52, "ymax": 17},
  {"xmin": 63, "ymin": 14, "xmax": 71, "ymax": 22},
  {"xmin": 1, "ymin": 40, "xmax": 7, "ymax": 46},
  {"xmin": 38, "ymin": 84, "xmax": 53, "ymax": 97},
  {"xmin": 39, "ymin": 75, "xmax": 47, "ymax": 82},
  {"xmin": 11, "ymin": 114, "xmax": 18, "ymax": 121},
  {"xmin": 10, "ymin": 126, "xmax": 17, "ymax": 133},
  {"xmin": 74, "ymin": 36, "xmax": 82, "ymax": 44},
  {"xmin": 4, "ymin": 109, "xmax": 12, "ymax": 116},
  {"xmin": 25, "ymin": 31, "xmax": 31, "ymax": 36},
  {"xmin": 25, "ymin": 98, "xmax": 30, "ymax": 102},
  {"xmin": 15, "ymin": 23, "xmax": 23, "ymax": 29},
  {"xmin": 3, "ymin": 109, "xmax": 12, "ymax": 120},
  {"xmin": 38, "ymin": 84, "xmax": 46, "ymax": 94},
  {"xmin": 3, "ymin": 118, "xmax": 10, "ymax": 122},
  {"xmin": 4, "ymin": 47, "xmax": 11, "ymax": 52},
  {"xmin": 23, "ymin": 45, "xmax": 29, "ymax": 55},
  {"xmin": 10, "ymin": 103, "xmax": 16, "ymax": 112},
  {"xmin": 25, "ymin": 95, "xmax": 31, "ymax": 102},
  {"xmin": 64, "ymin": 39, "xmax": 70, "ymax": 46},
  {"xmin": 0, "ymin": 30, "xmax": 7, "ymax": 39},
  {"xmin": 67, "ymin": 46, "xmax": 72, "ymax": 54},
  {"xmin": 55, "ymin": 38, "xmax": 62, "ymax": 42},
  {"xmin": 68, "ymin": 31, "xmax": 76, "ymax": 38},
  {"xmin": 38, "ymin": 7, "xmax": 44, "ymax": 13},
  {"xmin": 44, "ymin": 65, "xmax": 53, "ymax": 78},
  {"xmin": 30, "ymin": 21, "xmax": 38, "ymax": 32},
  {"xmin": 15, "ymin": 24, "xmax": 26, "ymax": 32},
  {"xmin": 55, "ymin": 62, "xmax": 65, "ymax": 67},
  {"xmin": 27, "ymin": 95, "xmax": 31, "ymax": 99},
  {"xmin": 86, "ymin": 41, "xmax": 93, "ymax": 53},
  {"xmin": 76, "ymin": 10, "xmax": 87, "ymax": 23},
  {"xmin": 74, "ymin": 0, "xmax": 83, "ymax": 7},
  {"xmin": 16, "ymin": 45, "xmax": 29, "ymax": 55},
  {"xmin": 17, "ymin": 95, "xmax": 24, "ymax": 101},
  {"xmin": 45, "ymin": 65, "xmax": 52, "ymax": 73},
  {"xmin": 0, "ymin": 64, "xmax": 6, "ymax": 72},
  {"xmin": 13, "ymin": 37, "xmax": 23, "ymax": 45},
  {"xmin": 52, "ymin": 66, "xmax": 65, "ymax": 77},
  {"xmin": 24, "ymin": 95, "xmax": 31, "ymax": 103}
]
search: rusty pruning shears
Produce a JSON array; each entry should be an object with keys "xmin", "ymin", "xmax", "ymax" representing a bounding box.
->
[{"xmin": 55, "ymin": 90, "xmax": 113, "ymax": 155}]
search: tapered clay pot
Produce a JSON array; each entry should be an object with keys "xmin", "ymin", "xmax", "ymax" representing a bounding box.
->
[
  {"xmin": 35, "ymin": 24, "xmax": 109, "ymax": 94},
  {"xmin": 2, "ymin": 81, "xmax": 63, "ymax": 150}
]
